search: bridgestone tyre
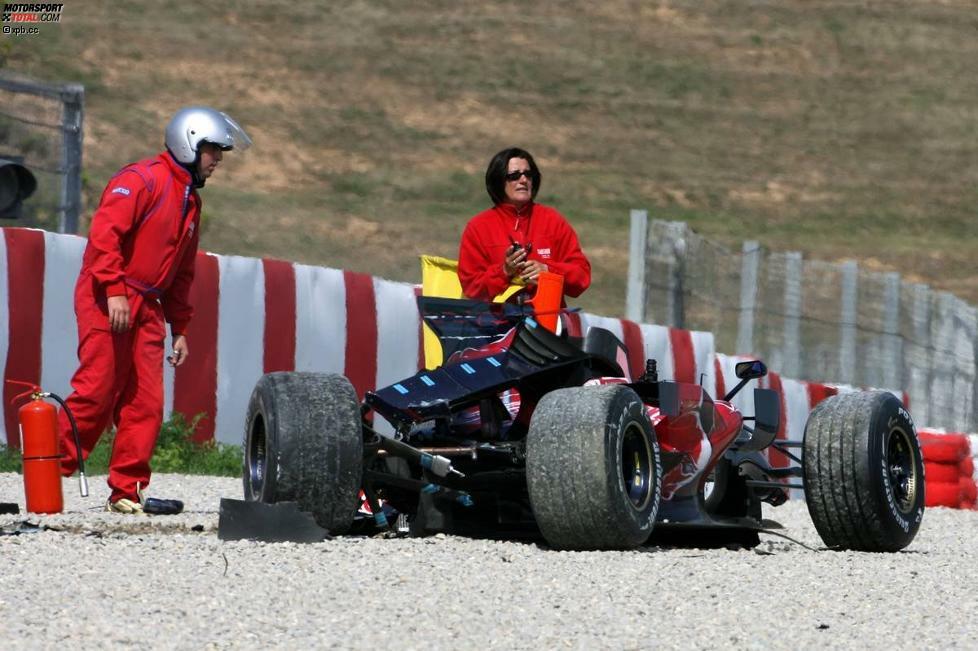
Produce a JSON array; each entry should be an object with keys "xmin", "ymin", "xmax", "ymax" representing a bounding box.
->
[
  {"xmin": 526, "ymin": 385, "xmax": 662, "ymax": 551},
  {"xmin": 803, "ymin": 391, "xmax": 924, "ymax": 552},
  {"xmin": 243, "ymin": 372, "xmax": 363, "ymax": 534}
]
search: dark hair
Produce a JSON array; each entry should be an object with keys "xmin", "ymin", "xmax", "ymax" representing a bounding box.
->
[{"xmin": 485, "ymin": 147, "xmax": 541, "ymax": 205}]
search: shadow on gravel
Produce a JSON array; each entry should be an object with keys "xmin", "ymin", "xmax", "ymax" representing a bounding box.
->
[{"xmin": 0, "ymin": 517, "xmax": 211, "ymax": 538}]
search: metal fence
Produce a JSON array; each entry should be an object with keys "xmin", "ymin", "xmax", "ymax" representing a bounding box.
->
[
  {"xmin": 626, "ymin": 212, "xmax": 977, "ymax": 431},
  {"xmin": 0, "ymin": 72, "xmax": 83, "ymax": 233}
]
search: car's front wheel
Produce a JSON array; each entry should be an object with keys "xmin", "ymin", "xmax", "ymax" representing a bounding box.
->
[
  {"xmin": 803, "ymin": 390, "xmax": 924, "ymax": 552},
  {"xmin": 526, "ymin": 384, "xmax": 662, "ymax": 550}
]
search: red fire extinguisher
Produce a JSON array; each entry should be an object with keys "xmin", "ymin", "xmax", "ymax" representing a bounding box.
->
[{"xmin": 8, "ymin": 380, "xmax": 88, "ymax": 514}]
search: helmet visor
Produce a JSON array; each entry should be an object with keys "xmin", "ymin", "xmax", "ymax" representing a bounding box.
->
[{"xmin": 220, "ymin": 112, "xmax": 252, "ymax": 152}]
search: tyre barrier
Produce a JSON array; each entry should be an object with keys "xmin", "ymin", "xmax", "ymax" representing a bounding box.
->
[
  {"xmin": 918, "ymin": 429, "xmax": 977, "ymax": 510},
  {"xmin": 924, "ymin": 461, "xmax": 961, "ymax": 484},
  {"xmin": 961, "ymin": 455, "xmax": 974, "ymax": 479}
]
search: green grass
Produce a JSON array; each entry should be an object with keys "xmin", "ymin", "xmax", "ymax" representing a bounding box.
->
[
  {"xmin": 0, "ymin": 412, "xmax": 241, "ymax": 477},
  {"xmin": 0, "ymin": 444, "xmax": 17, "ymax": 473},
  {"xmin": 3, "ymin": 1, "xmax": 978, "ymax": 317}
]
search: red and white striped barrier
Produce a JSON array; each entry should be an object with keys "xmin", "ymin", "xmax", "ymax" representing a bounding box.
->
[
  {"xmin": 0, "ymin": 228, "xmax": 716, "ymax": 447},
  {"xmin": 15, "ymin": 227, "xmax": 969, "ymax": 509},
  {"xmin": 715, "ymin": 354, "xmax": 847, "ymax": 446},
  {"xmin": 917, "ymin": 429, "xmax": 977, "ymax": 510},
  {"xmin": 564, "ymin": 311, "xmax": 715, "ymax": 390}
]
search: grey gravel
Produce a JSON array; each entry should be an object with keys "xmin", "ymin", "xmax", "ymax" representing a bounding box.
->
[{"xmin": 1, "ymin": 472, "xmax": 976, "ymax": 650}]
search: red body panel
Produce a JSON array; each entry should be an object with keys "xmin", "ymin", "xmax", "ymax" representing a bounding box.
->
[
  {"xmin": 654, "ymin": 394, "xmax": 742, "ymax": 500},
  {"xmin": 585, "ymin": 378, "xmax": 743, "ymax": 501}
]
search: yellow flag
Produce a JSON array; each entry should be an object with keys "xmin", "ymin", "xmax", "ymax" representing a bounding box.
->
[{"xmin": 419, "ymin": 255, "xmax": 522, "ymax": 368}]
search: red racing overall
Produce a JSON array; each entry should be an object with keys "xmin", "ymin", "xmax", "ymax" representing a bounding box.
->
[{"xmin": 58, "ymin": 151, "xmax": 201, "ymax": 503}]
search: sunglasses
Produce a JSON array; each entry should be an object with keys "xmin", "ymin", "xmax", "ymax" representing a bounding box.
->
[{"xmin": 505, "ymin": 169, "xmax": 533, "ymax": 182}]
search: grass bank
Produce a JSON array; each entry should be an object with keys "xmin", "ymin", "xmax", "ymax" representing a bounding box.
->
[{"xmin": 3, "ymin": 1, "xmax": 977, "ymax": 316}]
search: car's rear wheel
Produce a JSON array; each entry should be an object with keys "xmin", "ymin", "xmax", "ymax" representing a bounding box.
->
[
  {"xmin": 243, "ymin": 372, "xmax": 363, "ymax": 534},
  {"xmin": 803, "ymin": 390, "xmax": 924, "ymax": 551},
  {"xmin": 526, "ymin": 384, "xmax": 662, "ymax": 550}
]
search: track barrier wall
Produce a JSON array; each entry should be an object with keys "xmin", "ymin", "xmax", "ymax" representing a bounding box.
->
[
  {"xmin": 0, "ymin": 228, "xmax": 717, "ymax": 447},
  {"xmin": 2, "ymin": 226, "xmax": 973, "ymax": 508}
]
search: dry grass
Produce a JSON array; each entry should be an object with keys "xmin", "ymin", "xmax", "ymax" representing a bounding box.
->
[{"xmin": 5, "ymin": 0, "xmax": 978, "ymax": 316}]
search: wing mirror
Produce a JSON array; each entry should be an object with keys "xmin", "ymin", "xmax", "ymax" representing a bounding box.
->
[
  {"xmin": 734, "ymin": 360, "xmax": 767, "ymax": 381},
  {"xmin": 724, "ymin": 359, "xmax": 768, "ymax": 401}
]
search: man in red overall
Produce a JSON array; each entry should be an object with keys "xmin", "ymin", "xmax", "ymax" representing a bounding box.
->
[{"xmin": 58, "ymin": 107, "xmax": 251, "ymax": 514}]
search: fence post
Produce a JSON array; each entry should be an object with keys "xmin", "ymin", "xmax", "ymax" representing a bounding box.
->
[
  {"xmin": 664, "ymin": 221, "xmax": 686, "ymax": 329},
  {"xmin": 881, "ymin": 272, "xmax": 902, "ymax": 392},
  {"xmin": 931, "ymin": 292, "xmax": 955, "ymax": 429},
  {"xmin": 626, "ymin": 209, "xmax": 648, "ymax": 323},
  {"xmin": 59, "ymin": 83, "xmax": 84, "ymax": 234},
  {"xmin": 954, "ymin": 299, "xmax": 977, "ymax": 432},
  {"xmin": 968, "ymin": 320, "xmax": 978, "ymax": 432},
  {"xmin": 783, "ymin": 251, "xmax": 803, "ymax": 378},
  {"xmin": 839, "ymin": 260, "xmax": 858, "ymax": 385},
  {"xmin": 905, "ymin": 283, "xmax": 932, "ymax": 426},
  {"xmin": 735, "ymin": 240, "xmax": 759, "ymax": 355},
  {"xmin": 645, "ymin": 220, "xmax": 688, "ymax": 328}
]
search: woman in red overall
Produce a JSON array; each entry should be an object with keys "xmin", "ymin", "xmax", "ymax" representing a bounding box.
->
[
  {"xmin": 58, "ymin": 107, "xmax": 251, "ymax": 514},
  {"xmin": 458, "ymin": 147, "xmax": 591, "ymax": 302}
]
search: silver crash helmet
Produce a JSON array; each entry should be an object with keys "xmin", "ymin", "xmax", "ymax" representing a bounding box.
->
[{"xmin": 164, "ymin": 106, "xmax": 252, "ymax": 164}]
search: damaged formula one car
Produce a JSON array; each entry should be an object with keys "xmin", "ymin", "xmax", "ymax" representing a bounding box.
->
[{"xmin": 241, "ymin": 296, "xmax": 924, "ymax": 552}]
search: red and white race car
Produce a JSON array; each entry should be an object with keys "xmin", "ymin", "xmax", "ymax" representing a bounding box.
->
[{"xmin": 242, "ymin": 297, "xmax": 924, "ymax": 552}]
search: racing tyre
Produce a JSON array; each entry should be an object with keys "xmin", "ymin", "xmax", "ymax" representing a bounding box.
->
[
  {"xmin": 243, "ymin": 372, "xmax": 363, "ymax": 533},
  {"xmin": 526, "ymin": 384, "xmax": 662, "ymax": 550},
  {"xmin": 803, "ymin": 391, "xmax": 924, "ymax": 552}
]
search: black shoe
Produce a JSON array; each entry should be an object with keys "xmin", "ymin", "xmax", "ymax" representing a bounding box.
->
[{"xmin": 142, "ymin": 497, "xmax": 184, "ymax": 515}]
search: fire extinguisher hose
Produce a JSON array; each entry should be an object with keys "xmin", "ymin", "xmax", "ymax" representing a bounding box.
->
[{"xmin": 46, "ymin": 392, "xmax": 88, "ymax": 498}]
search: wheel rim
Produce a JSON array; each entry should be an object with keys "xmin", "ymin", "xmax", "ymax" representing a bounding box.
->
[
  {"xmin": 247, "ymin": 415, "xmax": 267, "ymax": 499},
  {"xmin": 621, "ymin": 421, "xmax": 653, "ymax": 510},
  {"xmin": 886, "ymin": 426, "xmax": 918, "ymax": 514}
]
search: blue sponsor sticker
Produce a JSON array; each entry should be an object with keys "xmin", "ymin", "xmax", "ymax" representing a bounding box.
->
[
  {"xmin": 393, "ymin": 383, "xmax": 408, "ymax": 394},
  {"xmin": 420, "ymin": 375, "xmax": 435, "ymax": 387},
  {"xmin": 526, "ymin": 317, "xmax": 538, "ymax": 328},
  {"xmin": 487, "ymin": 357, "xmax": 501, "ymax": 367},
  {"xmin": 461, "ymin": 363, "xmax": 475, "ymax": 374}
]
